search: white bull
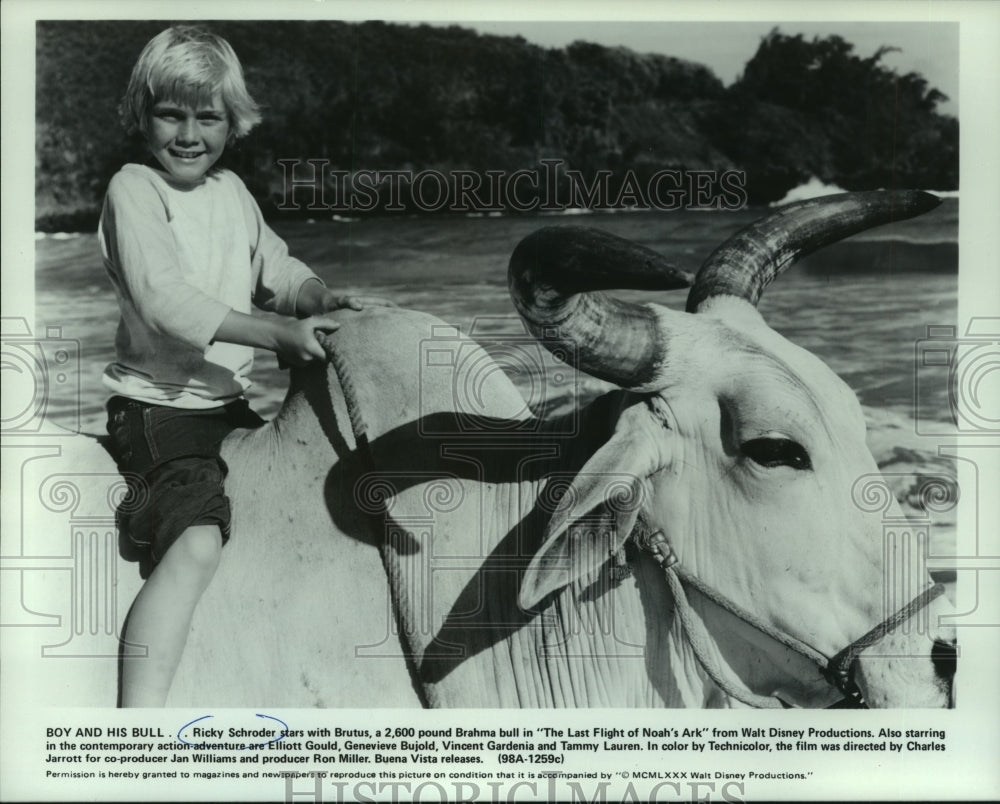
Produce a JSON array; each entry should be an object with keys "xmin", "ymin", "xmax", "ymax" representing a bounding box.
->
[{"xmin": 18, "ymin": 191, "xmax": 954, "ymax": 708}]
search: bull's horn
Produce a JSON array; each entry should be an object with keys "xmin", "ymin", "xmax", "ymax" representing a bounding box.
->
[
  {"xmin": 508, "ymin": 226, "xmax": 693, "ymax": 389},
  {"xmin": 686, "ymin": 190, "xmax": 941, "ymax": 313}
]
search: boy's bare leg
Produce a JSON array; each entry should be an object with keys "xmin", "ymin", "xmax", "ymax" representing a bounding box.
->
[{"xmin": 120, "ymin": 524, "xmax": 222, "ymax": 707}]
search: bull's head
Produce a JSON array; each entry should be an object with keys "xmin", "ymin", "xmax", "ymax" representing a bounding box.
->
[{"xmin": 510, "ymin": 192, "xmax": 955, "ymax": 708}]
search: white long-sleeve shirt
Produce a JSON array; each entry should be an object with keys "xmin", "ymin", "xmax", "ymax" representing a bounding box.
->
[{"xmin": 100, "ymin": 164, "xmax": 319, "ymax": 407}]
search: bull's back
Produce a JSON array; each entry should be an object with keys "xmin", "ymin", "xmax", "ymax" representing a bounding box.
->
[{"xmin": 170, "ymin": 311, "xmax": 435, "ymax": 707}]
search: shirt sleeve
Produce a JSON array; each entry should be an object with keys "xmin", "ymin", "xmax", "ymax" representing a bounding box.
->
[
  {"xmin": 233, "ymin": 174, "xmax": 324, "ymax": 316},
  {"xmin": 100, "ymin": 171, "xmax": 232, "ymax": 351}
]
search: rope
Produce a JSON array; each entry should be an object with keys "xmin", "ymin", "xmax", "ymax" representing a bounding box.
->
[
  {"xmin": 662, "ymin": 568, "xmax": 786, "ymax": 709},
  {"xmin": 315, "ymin": 329, "xmax": 432, "ymax": 706},
  {"xmin": 641, "ymin": 528, "xmax": 945, "ymax": 708},
  {"xmin": 674, "ymin": 566, "xmax": 829, "ymax": 667},
  {"xmin": 824, "ymin": 583, "xmax": 945, "ymax": 691},
  {"xmin": 317, "ymin": 331, "xmax": 369, "ymax": 447}
]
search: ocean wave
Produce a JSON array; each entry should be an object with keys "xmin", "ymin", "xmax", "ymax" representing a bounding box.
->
[
  {"xmin": 34, "ymin": 231, "xmax": 86, "ymax": 240},
  {"xmin": 538, "ymin": 207, "xmax": 594, "ymax": 217},
  {"xmin": 771, "ymin": 177, "xmax": 847, "ymax": 205},
  {"xmin": 772, "ymin": 178, "xmax": 959, "ymax": 206}
]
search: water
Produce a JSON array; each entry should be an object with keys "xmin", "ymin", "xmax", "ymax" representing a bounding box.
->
[
  {"xmin": 32, "ymin": 203, "xmax": 958, "ymax": 552},
  {"xmin": 34, "ymin": 201, "xmax": 958, "ymax": 431}
]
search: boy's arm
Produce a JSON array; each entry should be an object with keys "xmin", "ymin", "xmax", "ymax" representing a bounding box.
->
[
  {"xmin": 213, "ymin": 282, "xmax": 397, "ymax": 368},
  {"xmin": 212, "ymin": 309, "xmax": 344, "ymax": 367}
]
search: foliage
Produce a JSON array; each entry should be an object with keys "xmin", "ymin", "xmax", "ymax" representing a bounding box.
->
[
  {"xmin": 711, "ymin": 29, "xmax": 957, "ymax": 201},
  {"xmin": 34, "ymin": 22, "xmax": 956, "ymax": 229}
]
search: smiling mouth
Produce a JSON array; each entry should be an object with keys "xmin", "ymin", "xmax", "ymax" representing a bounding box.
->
[{"xmin": 169, "ymin": 148, "xmax": 205, "ymax": 160}]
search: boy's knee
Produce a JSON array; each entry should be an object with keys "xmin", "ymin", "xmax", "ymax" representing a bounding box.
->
[{"xmin": 171, "ymin": 525, "xmax": 222, "ymax": 571}]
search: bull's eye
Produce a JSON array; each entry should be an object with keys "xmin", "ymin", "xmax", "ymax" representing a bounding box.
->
[{"xmin": 741, "ymin": 436, "xmax": 812, "ymax": 470}]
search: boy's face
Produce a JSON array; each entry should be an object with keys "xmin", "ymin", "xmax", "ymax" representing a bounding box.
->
[{"xmin": 147, "ymin": 93, "xmax": 229, "ymax": 185}]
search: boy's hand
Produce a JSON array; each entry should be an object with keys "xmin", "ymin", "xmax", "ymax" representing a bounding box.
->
[
  {"xmin": 296, "ymin": 280, "xmax": 396, "ymax": 317},
  {"xmin": 319, "ymin": 291, "xmax": 397, "ymax": 312},
  {"xmin": 274, "ymin": 315, "xmax": 342, "ymax": 367},
  {"xmin": 214, "ymin": 309, "xmax": 342, "ymax": 368}
]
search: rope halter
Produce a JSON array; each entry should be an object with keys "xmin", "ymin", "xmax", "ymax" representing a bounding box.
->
[{"xmin": 637, "ymin": 528, "xmax": 945, "ymax": 708}]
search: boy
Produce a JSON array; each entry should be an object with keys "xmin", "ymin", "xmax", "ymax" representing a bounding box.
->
[{"xmin": 103, "ymin": 26, "xmax": 389, "ymax": 706}]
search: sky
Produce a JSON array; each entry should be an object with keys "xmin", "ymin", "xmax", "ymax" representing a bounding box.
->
[{"xmin": 429, "ymin": 20, "xmax": 959, "ymax": 116}]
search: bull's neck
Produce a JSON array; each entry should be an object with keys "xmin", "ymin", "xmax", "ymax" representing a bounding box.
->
[
  {"xmin": 401, "ymin": 400, "xmax": 724, "ymax": 708},
  {"xmin": 224, "ymin": 365, "xmax": 347, "ymax": 474}
]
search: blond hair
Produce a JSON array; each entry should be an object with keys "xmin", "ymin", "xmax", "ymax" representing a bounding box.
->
[{"xmin": 119, "ymin": 26, "xmax": 261, "ymax": 141}]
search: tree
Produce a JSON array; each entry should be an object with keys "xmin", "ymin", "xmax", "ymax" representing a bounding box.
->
[{"xmin": 720, "ymin": 29, "xmax": 957, "ymax": 199}]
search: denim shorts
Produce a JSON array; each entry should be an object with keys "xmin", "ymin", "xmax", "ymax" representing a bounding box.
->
[{"xmin": 106, "ymin": 396, "xmax": 265, "ymax": 573}]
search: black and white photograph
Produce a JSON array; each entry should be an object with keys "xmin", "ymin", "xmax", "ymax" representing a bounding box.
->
[{"xmin": 2, "ymin": 1, "xmax": 998, "ymax": 801}]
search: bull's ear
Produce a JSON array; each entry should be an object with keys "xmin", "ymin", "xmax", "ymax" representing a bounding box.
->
[{"xmin": 518, "ymin": 401, "xmax": 670, "ymax": 611}]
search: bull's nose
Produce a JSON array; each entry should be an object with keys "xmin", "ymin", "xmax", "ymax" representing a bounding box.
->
[
  {"xmin": 932, "ymin": 639, "xmax": 957, "ymax": 707},
  {"xmin": 931, "ymin": 639, "xmax": 957, "ymax": 680}
]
